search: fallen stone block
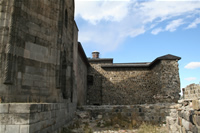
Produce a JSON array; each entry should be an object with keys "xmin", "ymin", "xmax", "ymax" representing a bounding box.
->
[{"xmin": 192, "ymin": 100, "xmax": 200, "ymax": 110}]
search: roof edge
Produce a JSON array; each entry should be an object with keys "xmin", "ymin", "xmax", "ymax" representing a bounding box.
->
[
  {"xmin": 78, "ymin": 42, "xmax": 90, "ymax": 67},
  {"xmin": 149, "ymin": 54, "xmax": 181, "ymax": 68},
  {"xmin": 100, "ymin": 54, "xmax": 181, "ymax": 69}
]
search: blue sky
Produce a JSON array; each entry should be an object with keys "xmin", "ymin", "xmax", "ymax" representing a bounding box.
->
[{"xmin": 74, "ymin": 0, "xmax": 200, "ymax": 90}]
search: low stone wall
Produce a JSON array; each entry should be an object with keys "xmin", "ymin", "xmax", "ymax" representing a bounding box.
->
[
  {"xmin": 80, "ymin": 103, "xmax": 179, "ymax": 125},
  {"xmin": 0, "ymin": 103, "xmax": 76, "ymax": 133}
]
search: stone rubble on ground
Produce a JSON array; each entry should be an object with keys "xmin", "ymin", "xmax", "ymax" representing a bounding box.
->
[{"xmin": 68, "ymin": 106, "xmax": 168, "ymax": 133}]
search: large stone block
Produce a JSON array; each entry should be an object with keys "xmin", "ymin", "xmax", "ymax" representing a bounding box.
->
[
  {"xmin": 193, "ymin": 115, "xmax": 200, "ymax": 127},
  {"xmin": 9, "ymin": 104, "xmax": 38, "ymax": 113},
  {"xmin": 12, "ymin": 114, "xmax": 30, "ymax": 125},
  {"xmin": 0, "ymin": 114, "xmax": 13, "ymax": 125},
  {"xmin": 29, "ymin": 122, "xmax": 42, "ymax": 133},
  {"xmin": 5, "ymin": 125, "xmax": 20, "ymax": 133},
  {"xmin": 0, "ymin": 125, "xmax": 6, "ymax": 133},
  {"xmin": 192, "ymin": 100, "xmax": 200, "ymax": 110},
  {"xmin": 0, "ymin": 104, "xmax": 9, "ymax": 113},
  {"xmin": 182, "ymin": 119, "xmax": 190, "ymax": 131},
  {"xmin": 20, "ymin": 125, "xmax": 29, "ymax": 133}
]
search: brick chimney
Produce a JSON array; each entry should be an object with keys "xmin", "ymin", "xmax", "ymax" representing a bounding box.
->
[{"xmin": 92, "ymin": 51, "xmax": 100, "ymax": 59}]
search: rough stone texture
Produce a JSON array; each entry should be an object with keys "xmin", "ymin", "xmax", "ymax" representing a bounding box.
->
[
  {"xmin": 0, "ymin": 0, "xmax": 75, "ymax": 103},
  {"xmin": 80, "ymin": 103, "xmax": 179, "ymax": 124},
  {"xmin": 0, "ymin": 0, "xmax": 87, "ymax": 133},
  {"xmin": 167, "ymin": 84, "xmax": 200, "ymax": 133},
  {"xmin": 76, "ymin": 43, "xmax": 88, "ymax": 106},
  {"xmin": 0, "ymin": 103, "xmax": 76, "ymax": 133},
  {"xmin": 0, "ymin": 0, "xmax": 183, "ymax": 132},
  {"xmin": 183, "ymin": 84, "xmax": 200, "ymax": 100},
  {"xmin": 167, "ymin": 101, "xmax": 200, "ymax": 133},
  {"xmin": 87, "ymin": 55, "xmax": 181, "ymax": 105}
]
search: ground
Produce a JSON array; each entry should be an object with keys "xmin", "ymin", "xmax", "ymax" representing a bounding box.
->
[{"xmin": 62, "ymin": 110, "xmax": 168, "ymax": 133}]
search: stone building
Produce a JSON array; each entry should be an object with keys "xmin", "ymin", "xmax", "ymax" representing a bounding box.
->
[
  {"xmin": 0, "ymin": 0, "xmax": 88, "ymax": 132},
  {"xmin": 0, "ymin": 0, "xmax": 182, "ymax": 132},
  {"xmin": 87, "ymin": 52, "xmax": 181, "ymax": 105}
]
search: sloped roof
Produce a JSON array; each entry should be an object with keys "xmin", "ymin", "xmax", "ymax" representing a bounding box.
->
[{"xmin": 156, "ymin": 54, "xmax": 181, "ymax": 60}]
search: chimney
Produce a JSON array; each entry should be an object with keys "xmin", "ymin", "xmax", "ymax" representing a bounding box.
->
[{"xmin": 92, "ymin": 51, "xmax": 100, "ymax": 59}]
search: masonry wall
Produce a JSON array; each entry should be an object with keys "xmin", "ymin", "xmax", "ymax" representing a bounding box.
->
[
  {"xmin": 87, "ymin": 60, "xmax": 113, "ymax": 105},
  {"xmin": 0, "ymin": 103, "xmax": 76, "ymax": 133},
  {"xmin": 87, "ymin": 59, "xmax": 180, "ymax": 105},
  {"xmin": 0, "ymin": 0, "xmax": 75, "ymax": 103},
  {"xmin": 183, "ymin": 83, "xmax": 200, "ymax": 100},
  {"xmin": 152, "ymin": 60, "xmax": 180, "ymax": 103},
  {"xmin": 81, "ymin": 103, "xmax": 179, "ymax": 126},
  {"xmin": 0, "ymin": 0, "xmax": 79, "ymax": 133},
  {"xmin": 77, "ymin": 55, "xmax": 87, "ymax": 106}
]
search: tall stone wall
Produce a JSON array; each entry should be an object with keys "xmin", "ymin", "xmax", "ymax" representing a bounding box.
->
[
  {"xmin": 102, "ymin": 67, "xmax": 152, "ymax": 104},
  {"xmin": 87, "ymin": 55, "xmax": 181, "ymax": 105},
  {"xmin": 76, "ymin": 43, "xmax": 88, "ymax": 106},
  {"xmin": 0, "ymin": 0, "xmax": 75, "ymax": 103},
  {"xmin": 87, "ymin": 59, "xmax": 113, "ymax": 105},
  {"xmin": 0, "ymin": 0, "xmax": 80, "ymax": 133},
  {"xmin": 152, "ymin": 60, "xmax": 180, "ymax": 103}
]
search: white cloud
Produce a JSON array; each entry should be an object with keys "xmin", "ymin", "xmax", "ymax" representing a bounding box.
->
[
  {"xmin": 185, "ymin": 62, "xmax": 200, "ymax": 69},
  {"xmin": 184, "ymin": 77, "xmax": 197, "ymax": 81},
  {"xmin": 75, "ymin": 0, "xmax": 131, "ymax": 25},
  {"xmin": 126, "ymin": 27, "xmax": 146, "ymax": 37},
  {"xmin": 165, "ymin": 19, "xmax": 184, "ymax": 32},
  {"xmin": 151, "ymin": 28, "xmax": 163, "ymax": 35},
  {"xmin": 135, "ymin": 1, "xmax": 200, "ymax": 24},
  {"xmin": 75, "ymin": 0, "xmax": 200, "ymax": 52},
  {"xmin": 186, "ymin": 18, "xmax": 200, "ymax": 29}
]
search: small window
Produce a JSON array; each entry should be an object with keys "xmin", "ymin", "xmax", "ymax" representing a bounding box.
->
[
  {"xmin": 87, "ymin": 75, "xmax": 93, "ymax": 85},
  {"xmin": 65, "ymin": 9, "xmax": 68, "ymax": 28}
]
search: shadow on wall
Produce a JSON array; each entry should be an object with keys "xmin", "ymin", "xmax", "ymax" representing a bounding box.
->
[{"xmin": 87, "ymin": 55, "xmax": 181, "ymax": 105}]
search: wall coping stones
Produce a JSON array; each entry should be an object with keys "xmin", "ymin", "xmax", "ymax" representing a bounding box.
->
[
  {"xmin": 88, "ymin": 58, "xmax": 113, "ymax": 64},
  {"xmin": 0, "ymin": 103, "xmax": 69, "ymax": 114},
  {"xmin": 79, "ymin": 103, "xmax": 180, "ymax": 110},
  {"xmin": 100, "ymin": 54, "xmax": 181, "ymax": 69}
]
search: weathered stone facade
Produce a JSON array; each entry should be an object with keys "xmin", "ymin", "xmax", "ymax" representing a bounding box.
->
[
  {"xmin": 0, "ymin": 0, "xmax": 76, "ymax": 103},
  {"xmin": 0, "ymin": 0, "xmax": 89, "ymax": 132},
  {"xmin": 0, "ymin": 0, "xmax": 183, "ymax": 132},
  {"xmin": 87, "ymin": 54, "xmax": 181, "ymax": 105},
  {"xmin": 0, "ymin": 103, "xmax": 76, "ymax": 133},
  {"xmin": 81, "ymin": 104, "xmax": 180, "ymax": 125},
  {"xmin": 182, "ymin": 83, "xmax": 200, "ymax": 100},
  {"xmin": 76, "ymin": 43, "xmax": 89, "ymax": 106}
]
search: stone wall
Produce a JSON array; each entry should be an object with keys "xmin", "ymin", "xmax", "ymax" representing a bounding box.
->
[
  {"xmin": 167, "ymin": 84, "xmax": 200, "ymax": 133},
  {"xmin": 152, "ymin": 60, "xmax": 181, "ymax": 103},
  {"xmin": 0, "ymin": 103, "xmax": 76, "ymax": 133},
  {"xmin": 80, "ymin": 103, "xmax": 179, "ymax": 125},
  {"xmin": 87, "ymin": 55, "xmax": 181, "ymax": 105},
  {"xmin": 0, "ymin": 0, "xmax": 76, "ymax": 103},
  {"xmin": 0, "ymin": 0, "xmax": 80, "ymax": 132},
  {"xmin": 183, "ymin": 84, "xmax": 200, "ymax": 100},
  {"xmin": 76, "ymin": 43, "xmax": 88, "ymax": 106}
]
